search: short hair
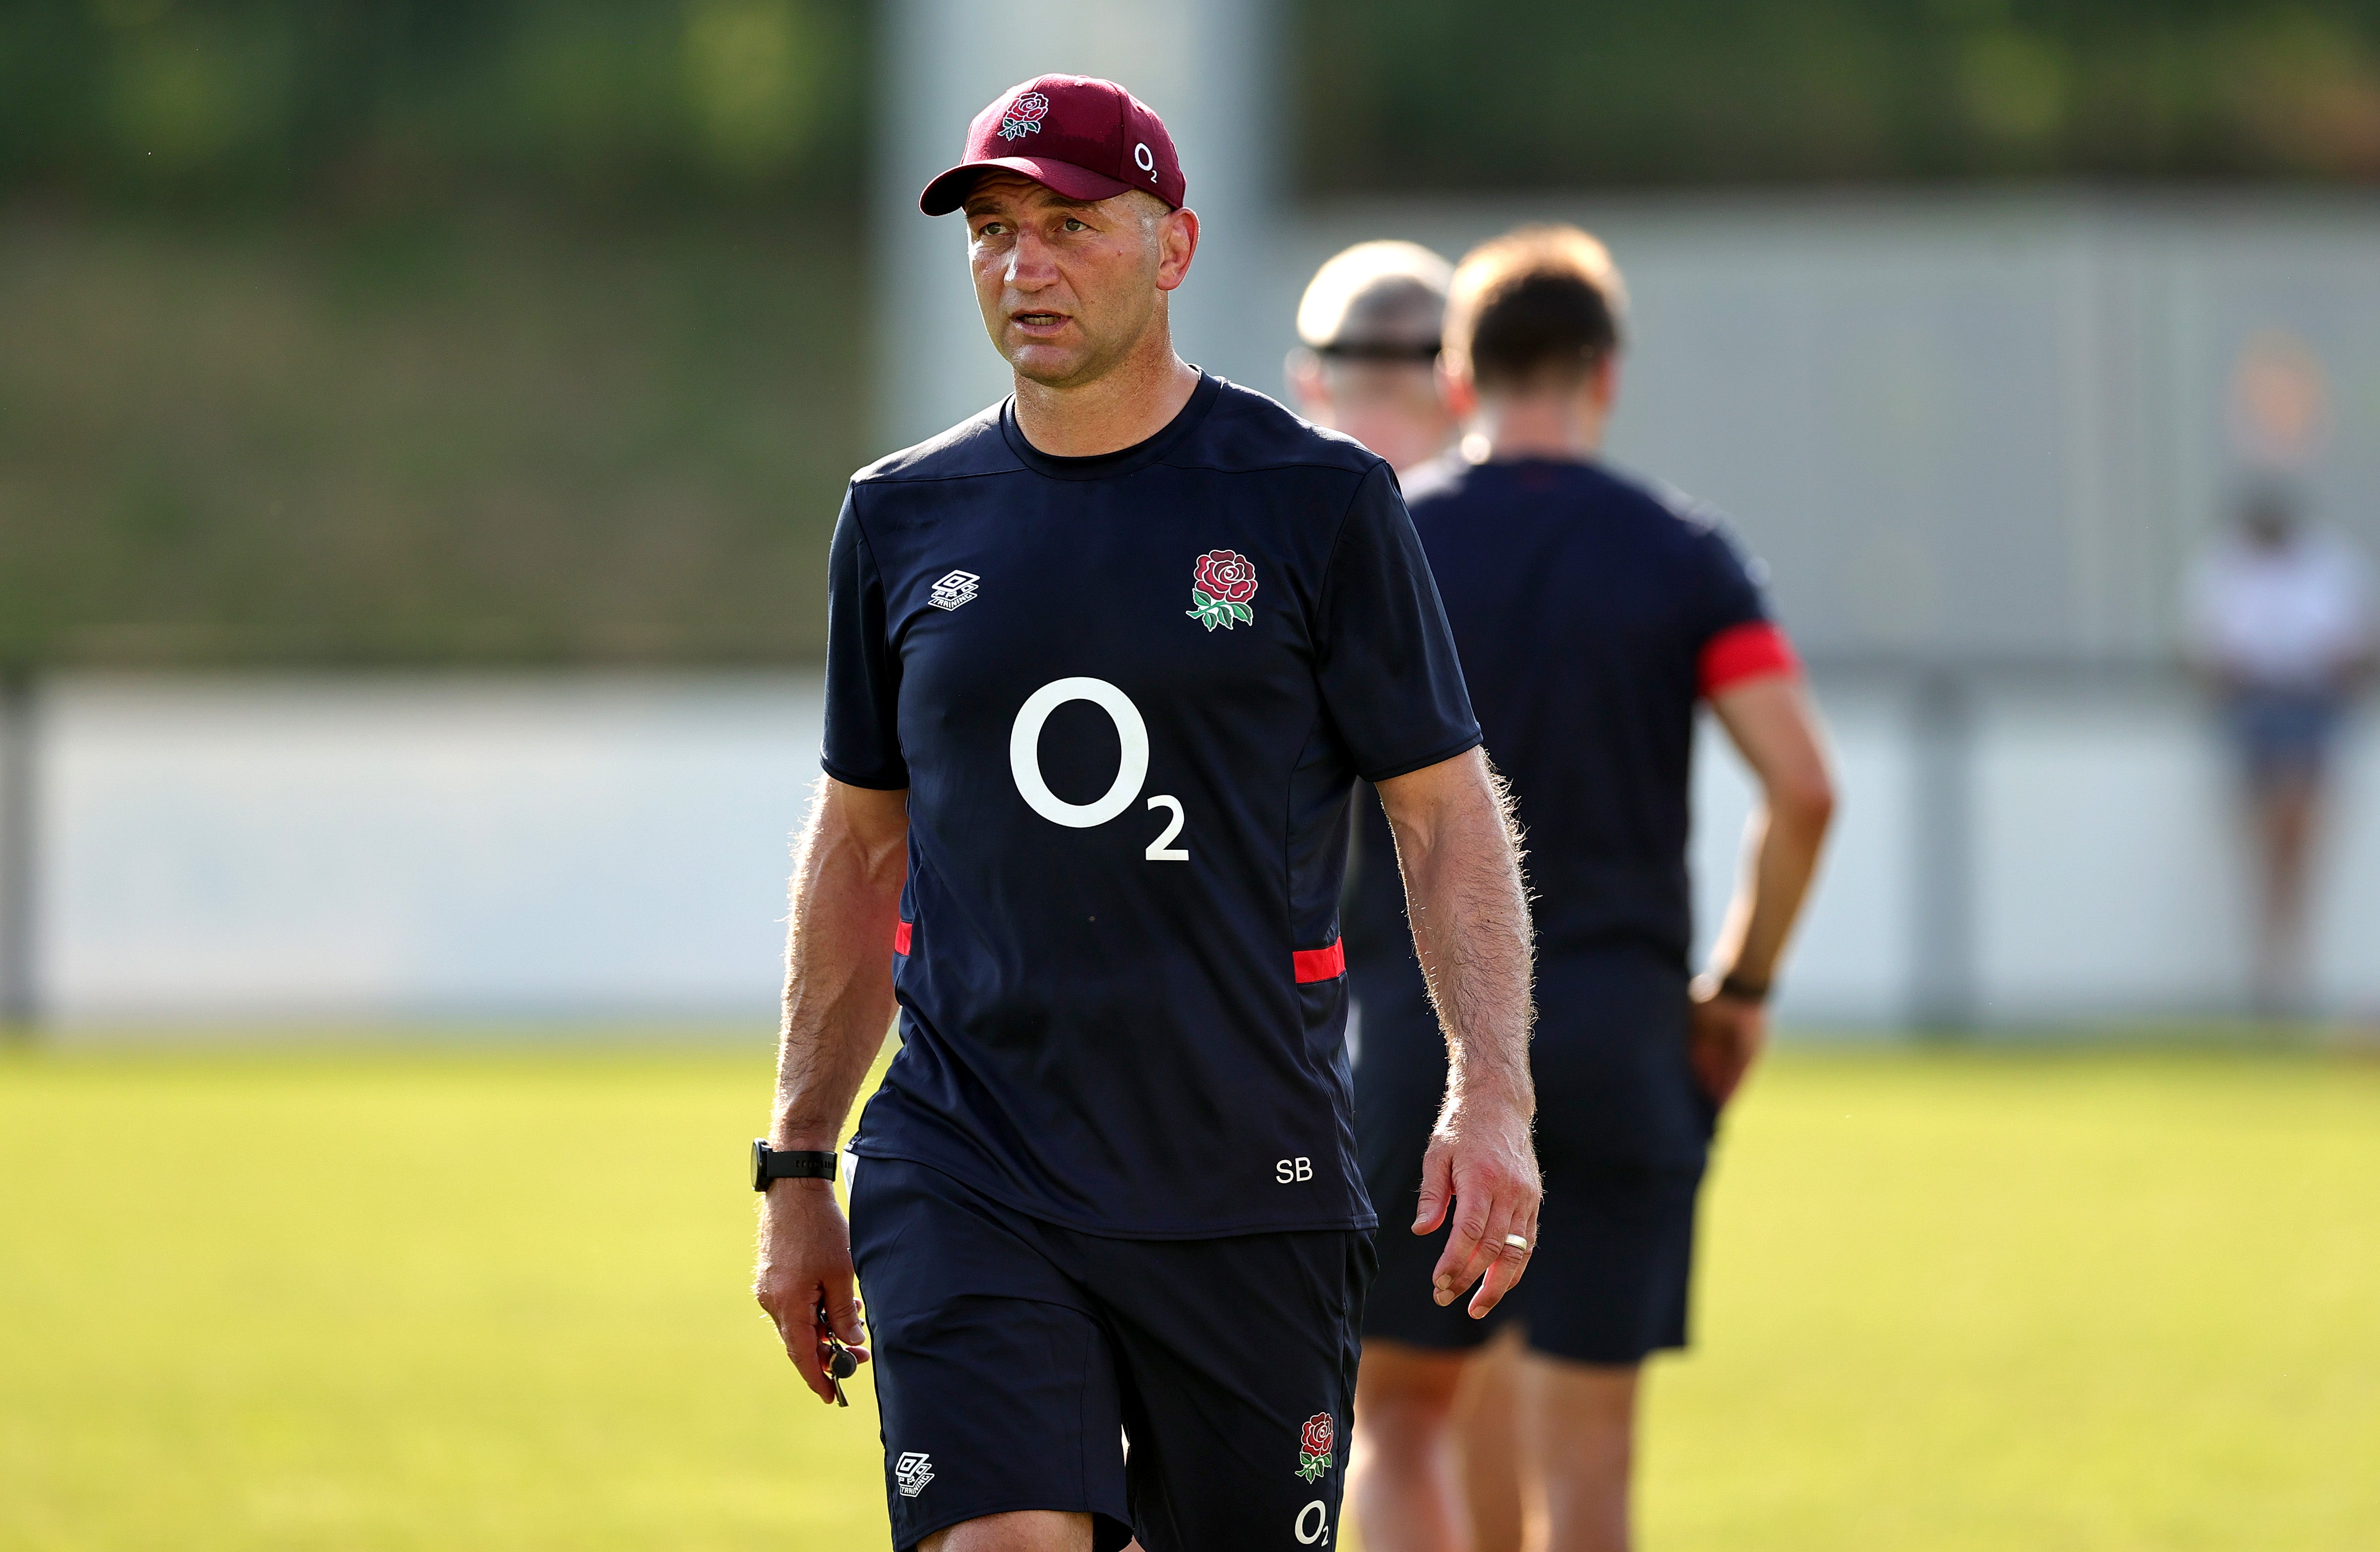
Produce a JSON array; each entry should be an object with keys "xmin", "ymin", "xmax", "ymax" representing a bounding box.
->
[
  {"xmin": 1444, "ymin": 225, "xmax": 1628, "ymax": 392},
  {"xmin": 1296, "ymin": 240, "xmax": 1452, "ymax": 363}
]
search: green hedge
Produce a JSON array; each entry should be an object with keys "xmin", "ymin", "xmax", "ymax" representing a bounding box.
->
[
  {"xmin": 0, "ymin": 0, "xmax": 866, "ymax": 212},
  {"xmin": 11, "ymin": 1, "xmax": 2378, "ymax": 213},
  {"xmin": 1299, "ymin": 0, "xmax": 2380, "ymax": 190},
  {"xmin": 0, "ymin": 213, "xmax": 862, "ymax": 666}
]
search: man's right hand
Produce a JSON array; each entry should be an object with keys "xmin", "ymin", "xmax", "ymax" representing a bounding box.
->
[{"xmin": 754, "ymin": 1177, "xmax": 870, "ymax": 1405}]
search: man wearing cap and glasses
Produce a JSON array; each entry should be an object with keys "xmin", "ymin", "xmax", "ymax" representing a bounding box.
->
[
  {"xmin": 1286, "ymin": 240, "xmax": 1463, "ymax": 476},
  {"xmin": 752, "ymin": 75, "xmax": 1540, "ymax": 1552}
]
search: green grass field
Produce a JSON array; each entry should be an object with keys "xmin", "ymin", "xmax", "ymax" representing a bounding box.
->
[{"xmin": 3, "ymin": 1038, "xmax": 2376, "ymax": 1550}]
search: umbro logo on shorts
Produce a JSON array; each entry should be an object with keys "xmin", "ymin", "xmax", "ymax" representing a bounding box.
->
[
  {"xmin": 930, "ymin": 571, "xmax": 981, "ymax": 611},
  {"xmin": 895, "ymin": 1450, "xmax": 935, "ymax": 1497}
]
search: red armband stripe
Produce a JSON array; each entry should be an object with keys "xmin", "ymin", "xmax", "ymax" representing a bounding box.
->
[
  {"xmin": 1699, "ymin": 620, "xmax": 1800, "ymax": 698},
  {"xmin": 1292, "ymin": 941, "xmax": 1346, "ymax": 984},
  {"xmin": 892, "ymin": 919, "xmax": 912, "ymax": 956}
]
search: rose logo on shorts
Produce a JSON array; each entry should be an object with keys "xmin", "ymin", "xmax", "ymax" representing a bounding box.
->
[
  {"xmin": 1295, "ymin": 1413, "xmax": 1335, "ymax": 1482},
  {"xmin": 998, "ymin": 92, "xmax": 1050, "ymax": 141},
  {"xmin": 1187, "ymin": 549, "xmax": 1258, "ymax": 632}
]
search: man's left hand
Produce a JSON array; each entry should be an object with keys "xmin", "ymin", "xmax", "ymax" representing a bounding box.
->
[
  {"xmin": 1413, "ymin": 1090, "xmax": 1542, "ymax": 1319},
  {"xmin": 1688, "ymin": 981, "xmax": 1767, "ymax": 1108}
]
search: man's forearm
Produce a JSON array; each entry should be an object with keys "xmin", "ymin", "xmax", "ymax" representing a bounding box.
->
[
  {"xmin": 772, "ymin": 781, "xmax": 908, "ymax": 1150},
  {"xmin": 1710, "ymin": 797, "xmax": 1828, "ymax": 987},
  {"xmin": 1385, "ymin": 758, "xmax": 1535, "ymax": 1115},
  {"xmin": 1705, "ymin": 677, "xmax": 1837, "ymax": 991}
]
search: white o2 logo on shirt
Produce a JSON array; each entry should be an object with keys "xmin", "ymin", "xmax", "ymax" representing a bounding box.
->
[{"xmin": 1010, "ymin": 677, "xmax": 1188, "ymax": 861}]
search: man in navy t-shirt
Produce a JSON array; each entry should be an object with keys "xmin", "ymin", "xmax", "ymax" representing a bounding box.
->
[
  {"xmin": 750, "ymin": 76, "xmax": 1541, "ymax": 1552},
  {"xmin": 1344, "ymin": 227, "xmax": 1836, "ymax": 1552}
]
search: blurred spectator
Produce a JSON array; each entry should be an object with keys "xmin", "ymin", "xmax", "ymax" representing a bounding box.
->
[
  {"xmin": 2186, "ymin": 486, "xmax": 2375, "ymax": 1014},
  {"xmin": 1286, "ymin": 241, "xmax": 1459, "ymax": 473}
]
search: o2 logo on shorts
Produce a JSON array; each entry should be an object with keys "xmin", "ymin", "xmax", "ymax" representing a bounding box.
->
[
  {"xmin": 1010, "ymin": 678, "xmax": 1188, "ymax": 861},
  {"xmin": 1295, "ymin": 1498, "xmax": 1331, "ymax": 1544}
]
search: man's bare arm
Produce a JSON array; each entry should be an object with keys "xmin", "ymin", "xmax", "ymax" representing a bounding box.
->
[
  {"xmin": 1374, "ymin": 747, "xmax": 1539, "ymax": 1318},
  {"xmin": 753, "ymin": 776, "xmax": 908, "ymax": 1404},
  {"xmin": 1694, "ymin": 676, "xmax": 1835, "ymax": 1106}
]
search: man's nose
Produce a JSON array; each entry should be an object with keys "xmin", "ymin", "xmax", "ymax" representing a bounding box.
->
[{"xmin": 1004, "ymin": 228, "xmax": 1058, "ymax": 289}]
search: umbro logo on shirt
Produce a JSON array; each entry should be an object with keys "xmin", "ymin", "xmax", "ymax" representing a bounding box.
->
[{"xmin": 930, "ymin": 571, "xmax": 981, "ymax": 611}]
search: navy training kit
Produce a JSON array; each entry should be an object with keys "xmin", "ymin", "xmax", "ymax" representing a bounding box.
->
[
  {"xmin": 823, "ymin": 374, "xmax": 1478, "ymax": 1548},
  {"xmin": 1346, "ymin": 454, "xmax": 1797, "ymax": 1364}
]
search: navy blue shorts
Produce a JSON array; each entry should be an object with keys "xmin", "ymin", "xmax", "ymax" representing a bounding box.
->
[
  {"xmin": 849, "ymin": 1155, "xmax": 1375, "ymax": 1552},
  {"xmin": 1363, "ymin": 1161, "xmax": 1701, "ymax": 1364},
  {"xmin": 1355, "ymin": 942, "xmax": 1710, "ymax": 1366},
  {"xmin": 2226, "ymin": 688, "xmax": 2345, "ymax": 786}
]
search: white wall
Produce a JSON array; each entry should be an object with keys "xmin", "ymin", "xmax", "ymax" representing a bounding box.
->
[
  {"xmin": 1289, "ymin": 193, "xmax": 2380, "ymax": 664},
  {"xmin": 10, "ymin": 671, "xmax": 2375, "ymax": 1029},
  {"xmin": 31, "ymin": 676, "xmax": 821, "ymax": 1022},
  {"xmin": 1690, "ymin": 674, "xmax": 2380, "ymax": 1027}
]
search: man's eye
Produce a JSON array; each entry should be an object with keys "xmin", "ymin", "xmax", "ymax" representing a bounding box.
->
[
  {"xmin": 974, "ymin": 221, "xmax": 1004, "ymax": 237},
  {"xmin": 1063, "ymin": 218, "xmax": 1088, "ymax": 232}
]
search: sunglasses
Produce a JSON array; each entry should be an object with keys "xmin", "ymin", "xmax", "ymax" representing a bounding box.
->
[{"xmin": 1315, "ymin": 341, "xmax": 1443, "ymax": 364}]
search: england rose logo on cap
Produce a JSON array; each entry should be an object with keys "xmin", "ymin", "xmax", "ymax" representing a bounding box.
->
[{"xmin": 998, "ymin": 91, "xmax": 1050, "ymax": 141}]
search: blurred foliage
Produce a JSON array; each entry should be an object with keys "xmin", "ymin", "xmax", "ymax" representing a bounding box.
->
[
  {"xmin": 0, "ymin": 213, "xmax": 862, "ymax": 665},
  {"xmin": 0, "ymin": 0, "xmax": 865, "ymax": 212},
  {"xmin": 11, "ymin": 0, "xmax": 2380, "ymax": 666},
  {"xmin": 0, "ymin": 0, "xmax": 871, "ymax": 667},
  {"xmin": 1299, "ymin": 0, "xmax": 2380, "ymax": 190}
]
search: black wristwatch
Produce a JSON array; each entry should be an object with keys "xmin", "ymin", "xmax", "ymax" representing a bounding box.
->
[
  {"xmin": 752, "ymin": 1139, "xmax": 839, "ymax": 1191},
  {"xmin": 1716, "ymin": 973, "xmax": 1771, "ymax": 1005}
]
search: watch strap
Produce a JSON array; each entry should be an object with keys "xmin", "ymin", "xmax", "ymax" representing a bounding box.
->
[
  {"xmin": 1716, "ymin": 973, "xmax": 1771, "ymax": 1005},
  {"xmin": 753, "ymin": 1140, "xmax": 839, "ymax": 1190}
]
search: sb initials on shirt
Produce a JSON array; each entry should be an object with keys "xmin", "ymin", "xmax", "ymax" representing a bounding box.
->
[{"xmin": 1275, "ymin": 1156, "xmax": 1314, "ymax": 1184}]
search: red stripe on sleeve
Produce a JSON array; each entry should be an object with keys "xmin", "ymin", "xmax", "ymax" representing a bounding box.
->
[
  {"xmin": 892, "ymin": 919, "xmax": 912, "ymax": 956},
  {"xmin": 1698, "ymin": 620, "xmax": 1801, "ymax": 698},
  {"xmin": 1292, "ymin": 941, "xmax": 1346, "ymax": 984}
]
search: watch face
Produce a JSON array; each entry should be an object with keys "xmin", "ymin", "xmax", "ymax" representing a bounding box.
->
[{"xmin": 752, "ymin": 1139, "xmax": 769, "ymax": 1191}]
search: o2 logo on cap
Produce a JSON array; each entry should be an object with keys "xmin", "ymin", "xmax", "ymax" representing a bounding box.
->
[
  {"xmin": 999, "ymin": 92, "xmax": 1050, "ymax": 141},
  {"xmin": 1134, "ymin": 142, "xmax": 1157, "ymax": 178}
]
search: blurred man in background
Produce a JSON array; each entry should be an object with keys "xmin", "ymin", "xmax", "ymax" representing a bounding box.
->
[
  {"xmin": 2187, "ymin": 486, "xmax": 2374, "ymax": 1014},
  {"xmin": 1286, "ymin": 240, "xmax": 1461, "ymax": 474},
  {"xmin": 1344, "ymin": 226, "xmax": 1835, "ymax": 1552},
  {"xmin": 1289, "ymin": 236, "xmax": 1537, "ymax": 1550}
]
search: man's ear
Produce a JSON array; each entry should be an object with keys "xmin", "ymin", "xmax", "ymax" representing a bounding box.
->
[
  {"xmin": 1440, "ymin": 359, "xmax": 1478, "ymax": 421},
  {"xmin": 1285, "ymin": 348, "xmax": 1329, "ymax": 417},
  {"xmin": 1586, "ymin": 354, "xmax": 1619, "ymax": 416},
  {"xmin": 1154, "ymin": 206, "xmax": 1199, "ymax": 292}
]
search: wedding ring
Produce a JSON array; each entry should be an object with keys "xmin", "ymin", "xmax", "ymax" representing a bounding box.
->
[{"xmin": 1504, "ymin": 1233, "xmax": 1531, "ymax": 1251}]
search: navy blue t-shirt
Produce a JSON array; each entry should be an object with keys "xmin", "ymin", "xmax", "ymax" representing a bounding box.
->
[
  {"xmin": 1344, "ymin": 457, "xmax": 1785, "ymax": 1164},
  {"xmin": 828, "ymin": 374, "xmax": 1479, "ymax": 1237}
]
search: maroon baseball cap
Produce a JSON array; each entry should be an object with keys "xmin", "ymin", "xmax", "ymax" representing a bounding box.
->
[{"xmin": 919, "ymin": 74, "xmax": 1186, "ymax": 216}]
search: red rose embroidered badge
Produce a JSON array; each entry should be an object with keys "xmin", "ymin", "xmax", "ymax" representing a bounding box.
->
[
  {"xmin": 1188, "ymin": 549, "xmax": 1258, "ymax": 632},
  {"xmin": 998, "ymin": 91, "xmax": 1050, "ymax": 142},
  {"xmin": 1296, "ymin": 1412, "xmax": 1334, "ymax": 1482}
]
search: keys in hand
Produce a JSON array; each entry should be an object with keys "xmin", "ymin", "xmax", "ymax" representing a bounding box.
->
[{"xmin": 818, "ymin": 1299, "xmax": 858, "ymax": 1408}]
